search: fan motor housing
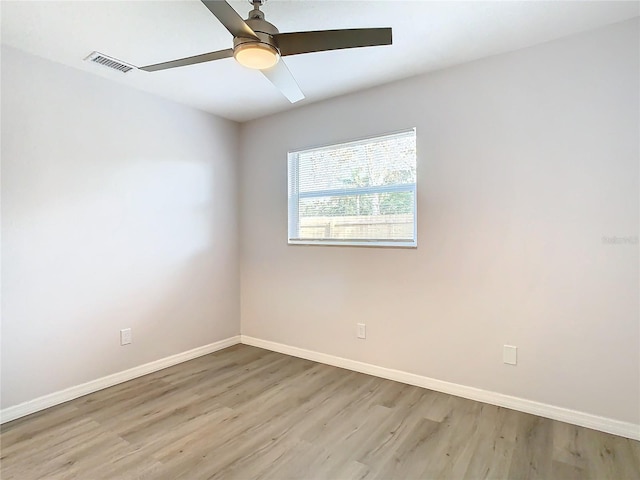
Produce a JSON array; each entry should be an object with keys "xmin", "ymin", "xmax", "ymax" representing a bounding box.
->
[{"xmin": 234, "ymin": 17, "xmax": 280, "ymax": 52}]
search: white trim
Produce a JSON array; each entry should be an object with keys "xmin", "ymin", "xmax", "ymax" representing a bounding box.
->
[
  {"xmin": 0, "ymin": 336, "xmax": 241, "ymax": 424},
  {"xmin": 240, "ymin": 335, "xmax": 640, "ymax": 441},
  {"xmin": 4, "ymin": 333, "xmax": 637, "ymax": 441},
  {"xmin": 288, "ymin": 239, "xmax": 417, "ymax": 248}
]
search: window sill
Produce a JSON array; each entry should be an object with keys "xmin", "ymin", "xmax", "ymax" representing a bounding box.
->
[{"xmin": 288, "ymin": 239, "xmax": 417, "ymax": 248}]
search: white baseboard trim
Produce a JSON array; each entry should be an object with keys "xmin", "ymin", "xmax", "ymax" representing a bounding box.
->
[
  {"xmin": 240, "ymin": 335, "xmax": 640, "ymax": 441},
  {"xmin": 0, "ymin": 335, "xmax": 241, "ymax": 424}
]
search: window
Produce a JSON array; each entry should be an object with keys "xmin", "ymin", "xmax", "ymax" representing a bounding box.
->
[{"xmin": 288, "ymin": 129, "xmax": 417, "ymax": 247}]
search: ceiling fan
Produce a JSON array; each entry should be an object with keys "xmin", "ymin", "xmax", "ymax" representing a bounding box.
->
[{"xmin": 138, "ymin": 0, "xmax": 392, "ymax": 103}]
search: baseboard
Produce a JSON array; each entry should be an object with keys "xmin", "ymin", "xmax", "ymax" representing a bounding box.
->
[
  {"xmin": 0, "ymin": 335, "xmax": 241, "ymax": 424},
  {"xmin": 240, "ymin": 335, "xmax": 640, "ymax": 441},
  {"xmin": 4, "ymin": 334, "xmax": 637, "ymax": 441}
]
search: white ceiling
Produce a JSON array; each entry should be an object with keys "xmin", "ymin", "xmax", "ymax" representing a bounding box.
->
[{"xmin": 2, "ymin": 1, "xmax": 638, "ymax": 122}]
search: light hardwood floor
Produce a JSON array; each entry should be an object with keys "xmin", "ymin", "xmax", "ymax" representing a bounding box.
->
[{"xmin": 1, "ymin": 344, "xmax": 639, "ymax": 479}]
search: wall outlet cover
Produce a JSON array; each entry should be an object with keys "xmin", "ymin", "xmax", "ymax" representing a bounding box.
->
[
  {"xmin": 503, "ymin": 345, "xmax": 517, "ymax": 365},
  {"xmin": 120, "ymin": 328, "xmax": 132, "ymax": 346},
  {"xmin": 357, "ymin": 323, "xmax": 366, "ymax": 339}
]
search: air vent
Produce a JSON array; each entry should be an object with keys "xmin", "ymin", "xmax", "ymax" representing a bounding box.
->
[{"xmin": 84, "ymin": 51, "xmax": 134, "ymax": 73}]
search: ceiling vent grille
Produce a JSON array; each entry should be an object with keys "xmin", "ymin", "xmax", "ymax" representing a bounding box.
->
[{"xmin": 84, "ymin": 51, "xmax": 134, "ymax": 73}]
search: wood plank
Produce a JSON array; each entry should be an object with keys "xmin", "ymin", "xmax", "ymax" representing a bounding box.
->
[{"xmin": 1, "ymin": 344, "xmax": 638, "ymax": 479}]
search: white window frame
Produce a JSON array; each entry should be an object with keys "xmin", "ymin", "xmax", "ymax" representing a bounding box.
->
[{"xmin": 288, "ymin": 128, "xmax": 417, "ymax": 248}]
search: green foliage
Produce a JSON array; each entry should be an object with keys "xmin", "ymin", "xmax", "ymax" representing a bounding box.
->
[
  {"xmin": 379, "ymin": 191, "xmax": 413, "ymax": 215},
  {"xmin": 297, "ymin": 132, "xmax": 416, "ymax": 218},
  {"xmin": 300, "ymin": 191, "xmax": 413, "ymax": 217}
]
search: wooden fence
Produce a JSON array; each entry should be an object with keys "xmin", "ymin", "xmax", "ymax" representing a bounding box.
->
[{"xmin": 299, "ymin": 214, "xmax": 413, "ymax": 239}]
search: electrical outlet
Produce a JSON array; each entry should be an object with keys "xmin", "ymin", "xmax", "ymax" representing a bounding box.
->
[
  {"xmin": 120, "ymin": 328, "xmax": 132, "ymax": 346},
  {"xmin": 503, "ymin": 345, "xmax": 517, "ymax": 365},
  {"xmin": 357, "ymin": 323, "xmax": 366, "ymax": 339}
]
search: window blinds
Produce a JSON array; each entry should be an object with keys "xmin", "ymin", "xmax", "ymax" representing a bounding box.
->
[{"xmin": 288, "ymin": 129, "xmax": 417, "ymax": 247}]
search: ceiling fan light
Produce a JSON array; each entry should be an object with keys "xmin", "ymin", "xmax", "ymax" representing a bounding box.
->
[{"xmin": 234, "ymin": 43, "xmax": 280, "ymax": 70}]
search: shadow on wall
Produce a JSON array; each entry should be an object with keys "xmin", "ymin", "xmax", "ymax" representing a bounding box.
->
[{"xmin": 1, "ymin": 157, "xmax": 238, "ymax": 409}]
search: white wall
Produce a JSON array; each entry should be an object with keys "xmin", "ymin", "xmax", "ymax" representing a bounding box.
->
[
  {"xmin": 240, "ymin": 19, "xmax": 639, "ymax": 424},
  {"xmin": 1, "ymin": 46, "xmax": 240, "ymax": 409}
]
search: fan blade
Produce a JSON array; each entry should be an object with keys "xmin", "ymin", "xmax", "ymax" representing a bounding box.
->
[
  {"xmin": 201, "ymin": 0, "xmax": 259, "ymax": 40},
  {"xmin": 139, "ymin": 49, "xmax": 234, "ymax": 72},
  {"xmin": 261, "ymin": 60, "xmax": 304, "ymax": 103},
  {"xmin": 275, "ymin": 28, "xmax": 392, "ymax": 56}
]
